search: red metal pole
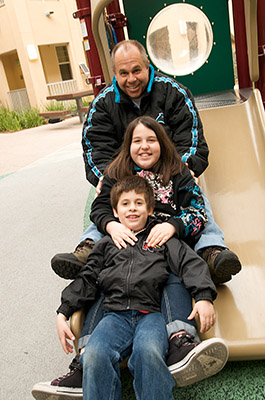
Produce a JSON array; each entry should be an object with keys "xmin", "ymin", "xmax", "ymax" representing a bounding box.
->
[
  {"xmin": 257, "ymin": 0, "xmax": 265, "ymax": 106},
  {"xmin": 73, "ymin": 0, "xmax": 105, "ymax": 96},
  {"xmin": 106, "ymin": 0, "xmax": 126, "ymax": 43},
  {"xmin": 231, "ymin": 0, "xmax": 252, "ymax": 89}
]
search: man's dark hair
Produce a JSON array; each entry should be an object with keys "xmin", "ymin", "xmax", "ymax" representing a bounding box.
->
[{"xmin": 110, "ymin": 175, "xmax": 155, "ymax": 212}]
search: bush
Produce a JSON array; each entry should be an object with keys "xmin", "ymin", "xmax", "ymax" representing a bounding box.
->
[{"xmin": 0, "ymin": 107, "xmax": 45, "ymax": 132}]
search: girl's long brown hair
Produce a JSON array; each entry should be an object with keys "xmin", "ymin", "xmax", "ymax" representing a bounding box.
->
[{"xmin": 105, "ymin": 116, "xmax": 184, "ymax": 186}]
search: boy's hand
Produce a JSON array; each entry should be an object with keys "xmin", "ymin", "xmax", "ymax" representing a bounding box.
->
[
  {"xmin": 106, "ymin": 221, "xmax": 137, "ymax": 249},
  {"xmin": 187, "ymin": 300, "xmax": 216, "ymax": 333},
  {"xmin": 56, "ymin": 313, "xmax": 75, "ymax": 354},
  {"xmin": 146, "ymin": 223, "xmax": 176, "ymax": 247}
]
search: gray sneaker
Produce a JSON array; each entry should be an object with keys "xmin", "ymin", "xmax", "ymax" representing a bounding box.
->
[
  {"xmin": 51, "ymin": 239, "xmax": 95, "ymax": 279},
  {"xmin": 167, "ymin": 332, "xmax": 228, "ymax": 387}
]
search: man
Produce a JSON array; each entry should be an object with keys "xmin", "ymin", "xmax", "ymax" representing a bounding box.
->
[{"xmin": 52, "ymin": 39, "xmax": 241, "ymax": 285}]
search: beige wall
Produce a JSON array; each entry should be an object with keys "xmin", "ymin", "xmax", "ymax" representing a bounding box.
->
[{"xmin": 0, "ymin": 0, "xmax": 89, "ymax": 109}]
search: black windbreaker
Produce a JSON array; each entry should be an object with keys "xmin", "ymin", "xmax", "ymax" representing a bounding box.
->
[
  {"xmin": 57, "ymin": 219, "xmax": 216, "ymax": 319},
  {"xmin": 82, "ymin": 65, "xmax": 209, "ymax": 187}
]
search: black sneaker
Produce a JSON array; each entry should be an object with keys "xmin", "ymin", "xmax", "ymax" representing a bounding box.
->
[
  {"xmin": 200, "ymin": 246, "xmax": 242, "ymax": 285},
  {"xmin": 31, "ymin": 355, "xmax": 83, "ymax": 400},
  {"xmin": 51, "ymin": 239, "xmax": 95, "ymax": 279},
  {"xmin": 167, "ymin": 332, "xmax": 228, "ymax": 387}
]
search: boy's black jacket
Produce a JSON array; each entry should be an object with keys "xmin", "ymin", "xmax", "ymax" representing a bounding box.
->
[{"xmin": 57, "ymin": 219, "xmax": 216, "ymax": 319}]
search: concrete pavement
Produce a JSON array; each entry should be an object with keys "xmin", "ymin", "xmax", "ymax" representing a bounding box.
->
[{"xmin": 0, "ymin": 117, "xmax": 91, "ymax": 400}]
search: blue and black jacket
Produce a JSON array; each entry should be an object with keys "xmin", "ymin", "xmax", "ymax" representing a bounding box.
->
[{"xmin": 82, "ymin": 66, "xmax": 209, "ymax": 187}]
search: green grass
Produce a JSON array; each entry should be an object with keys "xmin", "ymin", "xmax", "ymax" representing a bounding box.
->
[
  {"xmin": 0, "ymin": 107, "xmax": 45, "ymax": 132},
  {"xmin": 120, "ymin": 360, "xmax": 265, "ymax": 400}
]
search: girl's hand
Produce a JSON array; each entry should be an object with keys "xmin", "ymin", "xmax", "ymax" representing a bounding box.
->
[
  {"xmin": 187, "ymin": 300, "xmax": 216, "ymax": 333},
  {"xmin": 146, "ymin": 222, "xmax": 176, "ymax": 247},
  {"xmin": 56, "ymin": 313, "xmax": 75, "ymax": 354},
  {"xmin": 106, "ymin": 221, "xmax": 138, "ymax": 249}
]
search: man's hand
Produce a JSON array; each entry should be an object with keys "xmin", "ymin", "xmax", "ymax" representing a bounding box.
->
[
  {"xmin": 146, "ymin": 222, "xmax": 176, "ymax": 247},
  {"xmin": 96, "ymin": 176, "xmax": 103, "ymax": 196},
  {"xmin": 56, "ymin": 313, "xmax": 75, "ymax": 354},
  {"xmin": 185, "ymin": 163, "xmax": 199, "ymax": 185},
  {"xmin": 106, "ymin": 221, "xmax": 137, "ymax": 249},
  {"xmin": 187, "ymin": 300, "xmax": 216, "ymax": 333}
]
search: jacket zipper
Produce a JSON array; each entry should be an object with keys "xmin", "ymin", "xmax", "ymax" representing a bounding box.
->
[{"xmin": 126, "ymin": 245, "xmax": 134, "ymax": 309}]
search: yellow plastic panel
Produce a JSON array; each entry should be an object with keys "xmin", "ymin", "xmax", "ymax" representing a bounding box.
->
[{"xmin": 198, "ymin": 89, "xmax": 265, "ymax": 360}]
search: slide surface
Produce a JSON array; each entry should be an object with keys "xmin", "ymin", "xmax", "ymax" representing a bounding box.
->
[{"xmin": 197, "ymin": 89, "xmax": 265, "ymax": 360}]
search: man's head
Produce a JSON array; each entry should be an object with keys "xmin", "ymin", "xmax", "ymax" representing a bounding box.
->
[
  {"xmin": 111, "ymin": 40, "xmax": 150, "ymax": 99},
  {"xmin": 110, "ymin": 175, "xmax": 155, "ymax": 232}
]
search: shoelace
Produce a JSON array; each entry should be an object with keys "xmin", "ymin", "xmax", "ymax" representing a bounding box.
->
[{"xmin": 174, "ymin": 333, "xmax": 196, "ymax": 348}]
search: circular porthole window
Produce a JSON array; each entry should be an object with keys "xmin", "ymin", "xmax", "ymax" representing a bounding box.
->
[{"xmin": 146, "ymin": 3, "xmax": 214, "ymax": 76}]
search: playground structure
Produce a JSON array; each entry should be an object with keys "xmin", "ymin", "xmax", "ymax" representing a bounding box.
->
[{"xmin": 71, "ymin": 0, "xmax": 265, "ymax": 361}]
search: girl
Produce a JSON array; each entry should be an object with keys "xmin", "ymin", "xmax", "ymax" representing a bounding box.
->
[{"xmin": 90, "ymin": 115, "xmax": 207, "ymax": 251}]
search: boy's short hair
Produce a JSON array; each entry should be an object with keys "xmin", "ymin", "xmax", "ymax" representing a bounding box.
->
[{"xmin": 110, "ymin": 176, "xmax": 155, "ymax": 212}]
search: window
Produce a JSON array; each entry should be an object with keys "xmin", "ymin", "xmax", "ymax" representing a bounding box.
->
[
  {"xmin": 146, "ymin": 3, "xmax": 213, "ymax": 76},
  {"xmin": 55, "ymin": 45, "xmax": 73, "ymax": 81}
]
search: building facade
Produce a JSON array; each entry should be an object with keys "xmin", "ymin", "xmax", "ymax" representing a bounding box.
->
[{"xmin": 0, "ymin": 0, "xmax": 90, "ymax": 111}]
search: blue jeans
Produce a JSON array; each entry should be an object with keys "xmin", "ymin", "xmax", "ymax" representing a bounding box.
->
[
  {"xmin": 78, "ymin": 273, "xmax": 198, "ymax": 350},
  {"xmin": 80, "ymin": 310, "xmax": 175, "ymax": 400}
]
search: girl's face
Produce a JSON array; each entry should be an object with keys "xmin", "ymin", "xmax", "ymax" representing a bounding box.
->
[{"xmin": 130, "ymin": 123, "xmax": 161, "ymax": 170}]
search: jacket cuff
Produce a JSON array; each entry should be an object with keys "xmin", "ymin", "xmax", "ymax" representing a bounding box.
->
[
  {"xmin": 57, "ymin": 304, "xmax": 74, "ymax": 320},
  {"xmin": 194, "ymin": 289, "xmax": 216, "ymax": 304},
  {"xmin": 168, "ymin": 217, "xmax": 185, "ymax": 238}
]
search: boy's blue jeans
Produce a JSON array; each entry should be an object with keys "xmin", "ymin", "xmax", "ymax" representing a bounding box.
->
[
  {"xmin": 80, "ymin": 310, "xmax": 175, "ymax": 400},
  {"xmin": 78, "ymin": 272, "xmax": 198, "ymax": 350}
]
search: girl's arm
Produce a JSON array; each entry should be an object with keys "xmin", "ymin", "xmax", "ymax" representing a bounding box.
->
[{"xmin": 146, "ymin": 167, "xmax": 207, "ymax": 247}]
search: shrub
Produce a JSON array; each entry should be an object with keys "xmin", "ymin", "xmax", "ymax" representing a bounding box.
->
[{"xmin": 0, "ymin": 107, "xmax": 45, "ymax": 132}]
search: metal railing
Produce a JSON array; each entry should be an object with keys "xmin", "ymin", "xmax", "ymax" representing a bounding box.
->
[
  {"xmin": 47, "ymin": 79, "xmax": 77, "ymax": 96},
  {"xmin": 8, "ymin": 88, "xmax": 31, "ymax": 112}
]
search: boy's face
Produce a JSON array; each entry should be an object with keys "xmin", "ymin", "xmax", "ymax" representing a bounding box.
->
[{"xmin": 113, "ymin": 190, "xmax": 153, "ymax": 233}]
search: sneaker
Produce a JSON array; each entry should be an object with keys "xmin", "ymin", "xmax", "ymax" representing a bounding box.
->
[
  {"xmin": 51, "ymin": 239, "xmax": 95, "ymax": 279},
  {"xmin": 200, "ymin": 246, "xmax": 242, "ymax": 285},
  {"xmin": 32, "ymin": 355, "xmax": 83, "ymax": 400},
  {"xmin": 167, "ymin": 332, "xmax": 228, "ymax": 387}
]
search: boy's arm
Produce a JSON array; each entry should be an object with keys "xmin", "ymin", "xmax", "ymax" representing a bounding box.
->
[
  {"xmin": 166, "ymin": 238, "xmax": 217, "ymax": 303},
  {"xmin": 188, "ymin": 300, "xmax": 216, "ymax": 333},
  {"xmin": 57, "ymin": 242, "xmax": 106, "ymax": 319}
]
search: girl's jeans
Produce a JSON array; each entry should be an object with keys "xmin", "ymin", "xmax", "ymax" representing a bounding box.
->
[{"xmin": 80, "ymin": 310, "xmax": 175, "ymax": 400}]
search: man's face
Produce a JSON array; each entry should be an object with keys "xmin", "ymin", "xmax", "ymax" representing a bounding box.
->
[
  {"xmin": 113, "ymin": 190, "xmax": 152, "ymax": 233},
  {"xmin": 113, "ymin": 45, "xmax": 150, "ymax": 98}
]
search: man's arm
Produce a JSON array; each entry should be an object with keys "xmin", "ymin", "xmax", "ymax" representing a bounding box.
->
[
  {"xmin": 81, "ymin": 87, "xmax": 121, "ymax": 187},
  {"xmin": 163, "ymin": 81, "xmax": 209, "ymax": 177}
]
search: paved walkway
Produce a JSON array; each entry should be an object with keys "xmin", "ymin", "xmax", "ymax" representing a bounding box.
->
[{"xmin": 0, "ymin": 117, "xmax": 91, "ymax": 400}]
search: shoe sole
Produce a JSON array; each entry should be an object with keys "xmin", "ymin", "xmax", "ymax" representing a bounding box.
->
[
  {"xmin": 32, "ymin": 382, "xmax": 83, "ymax": 400},
  {"xmin": 214, "ymin": 250, "xmax": 242, "ymax": 284},
  {"xmin": 168, "ymin": 338, "xmax": 228, "ymax": 387},
  {"xmin": 51, "ymin": 256, "xmax": 84, "ymax": 280}
]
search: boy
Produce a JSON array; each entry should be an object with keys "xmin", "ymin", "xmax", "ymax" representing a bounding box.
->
[{"xmin": 32, "ymin": 176, "xmax": 228, "ymax": 400}]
